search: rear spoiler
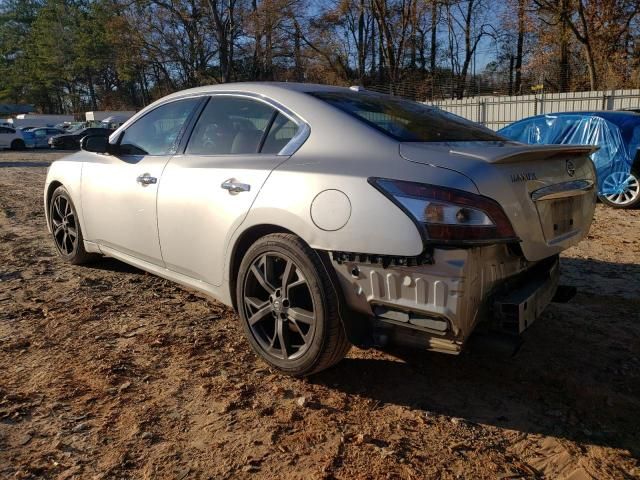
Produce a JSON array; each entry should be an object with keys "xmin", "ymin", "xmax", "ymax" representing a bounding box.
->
[{"xmin": 449, "ymin": 144, "xmax": 599, "ymax": 164}]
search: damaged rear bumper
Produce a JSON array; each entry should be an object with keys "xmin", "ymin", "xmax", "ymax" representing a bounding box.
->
[{"xmin": 331, "ymin": 245, "xmax": 560, "ymax": 353}]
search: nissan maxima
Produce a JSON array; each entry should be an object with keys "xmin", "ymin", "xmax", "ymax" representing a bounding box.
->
[{"xmin": 44, "ymin": 83, "xmax": 597, "ymax": 376}]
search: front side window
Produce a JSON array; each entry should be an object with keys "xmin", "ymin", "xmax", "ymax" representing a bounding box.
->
[
  {"xmin": 120, "ymin": 98, "xmax": 200, "ymax": 155},
  {"xmin": 310, "ymin": 91, "xmax": 502, "ymax": 142},
  {"xmin": 186, "ymin": 96, "xmax": 276, "ymax": 155}
]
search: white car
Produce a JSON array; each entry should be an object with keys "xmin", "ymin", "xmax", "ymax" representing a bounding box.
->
[
  {"xmin": 44, "ymin": 83, "xmax": 597, "ymax": 376},
  {"xmin": 0, "ymin": 126, "xmax": 25, "ymax": 150}
]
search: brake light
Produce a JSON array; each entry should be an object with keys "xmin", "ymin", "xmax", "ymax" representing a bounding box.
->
[{"xmin": 369, "ymin": 178, "xmax": 518, "ymax": 245}]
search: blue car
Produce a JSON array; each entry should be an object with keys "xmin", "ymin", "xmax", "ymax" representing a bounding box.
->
[
  {"xmin": 499, "ymin": 111, "xmax": 640, "ymax": 208},
  {"xmin": 22, "ymin": 127, "xmax": 65, "ymax": 149}
]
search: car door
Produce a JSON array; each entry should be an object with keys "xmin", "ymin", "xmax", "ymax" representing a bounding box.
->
[
  {"xmin": 157, "ymin": 95, "xmax": 303, "ymax": 286},
  {"xmin": 81, "ymin": 97, "xmax": 203, "ymax": 266},
  {"xmin": 0, "ymin": 127, "xmax": 12, "ymax": 148}
]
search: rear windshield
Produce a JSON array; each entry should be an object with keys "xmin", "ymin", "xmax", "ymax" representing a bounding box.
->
[{"xmin": 309, "ymin": 91, "xmax": 502, "ymax": 142}]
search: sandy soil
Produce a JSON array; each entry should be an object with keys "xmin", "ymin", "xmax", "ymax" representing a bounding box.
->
[{"xmin": 0, "ymin": 150, "xmax": 639, "ymax": 479}]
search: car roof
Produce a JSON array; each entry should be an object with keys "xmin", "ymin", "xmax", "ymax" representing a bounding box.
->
[
  {"xmin": 165, "ymin": 81, "xmax": 351, "ymax": 97},
  {"xmin": 155, "ymin": 82, "xmax": 366, "ymax": 108}
]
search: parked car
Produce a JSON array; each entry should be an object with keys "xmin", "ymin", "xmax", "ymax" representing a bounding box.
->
[
  {"xmin": 22, "ymin": 127, "xmax": 65, "ymax": 149},
  {"xmin": 0, "ymin": 125, "xmax": 25, "ymax": 150},
  {"xmin": 44, "ymin": 83, "xmax": 597, "ymax": 376},
  {"xmin": 499, "ymin": 111, "xmax": 640, "ymax": 208},
  {"xmin": 49, "ymin": 127, "xmax": 113, "ymax": 150}
]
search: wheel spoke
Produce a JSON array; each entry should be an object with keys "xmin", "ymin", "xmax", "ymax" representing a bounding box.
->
[
  {"xmin": 67, "ymin": 227, "xmax": 77, "ymax": 239},
  {"xmin": 251, "ymin": 261, "xmax": 275, "ymax": 294},
  {"xmin": 276, "ymin": 318, "xmax": 290, "ymax": 359},
  {"xmin": 288, "ymin": 307, "xmax": 314, "ymax": 325},
  {"xmin": 53, "ymin": 224, "xmax": 64, "ymax": 236},
  {"xmin": 247, "ymin": 304, "xmax": 272, "ymax": 326},
  {"xmin": 61, "ymin": 233, "xmax": 69, "ymax": 253},
  {"xmin": 245, "ymin": 296, "xmax": 268, "ymax": 311},
  {"xmin": 54, "ymin": 198, "xmax": 63, "ymax": 219},
  {"xmin": 290, "ymin": 320, "xmax": 310, "ymax": 343},
  {"xmin": 281, "ymin": 260, "xmax": 293, "ymax": 290}
]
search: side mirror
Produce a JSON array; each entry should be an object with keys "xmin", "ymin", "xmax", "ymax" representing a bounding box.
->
[{"xmin": 80, "ymin": 135, "xmax": 114, "ymax": 154}]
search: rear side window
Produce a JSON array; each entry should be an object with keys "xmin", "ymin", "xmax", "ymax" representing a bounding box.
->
[
  {"xmin": 309, "ymin": 91, "xmax": 502, "ymax": 142},
  {"xmin": 186, "ymin": 96, "xmax": 276, "ymax": 155},
  {"xmin": 0, "ymin": 127, "xmax": 15, "ymax": 134},
  {"xmin": 120, "ymin": 98, "xmax": 200, "ymax": 155},
  {"xmin": 261, "ymin": 113, "xmax": 298, "ymax": 154}
]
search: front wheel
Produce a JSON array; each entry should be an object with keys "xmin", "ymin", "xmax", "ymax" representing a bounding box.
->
[
  {"xmin": 49, "ymin": 186, "xmax": 97, "ymax": 264},
  {"xmin": 599, "ymin": 171, "xmax": 640, "ymax": 208},
  {"xmin": 236, "ymin": 233, "xmax": 350, "ymax": 376}
]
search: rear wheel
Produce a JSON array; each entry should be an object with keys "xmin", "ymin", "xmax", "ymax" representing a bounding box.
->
[
  {"xmin": 10, "ymin": 139, "xmax": 25, "ymax": 150},
  {"xmin": 599, "ymin": 171, "xmax": 640, "ymax": 208},
  {"xmin": 49, "ymin": 186, "xmax": 97, "ymax": 264},
  {"xmin": 236, "ymin": 233, "xmax": 350, "ymax": 376}
]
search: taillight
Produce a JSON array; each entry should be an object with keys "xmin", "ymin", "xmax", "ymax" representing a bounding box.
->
[{"xmin": 369, "ymin": 178, "xmax": 519, "ymax": 245}]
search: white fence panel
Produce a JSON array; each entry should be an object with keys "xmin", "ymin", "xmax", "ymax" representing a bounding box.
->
[{"xmin": 428, "ymin": 89, "xmax": 640, "ymax": 130}]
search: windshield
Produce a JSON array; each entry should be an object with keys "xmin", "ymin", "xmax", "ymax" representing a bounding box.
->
[{"xmin": 309, "ymin": 91, "xmax": 503, "ymax": 142}]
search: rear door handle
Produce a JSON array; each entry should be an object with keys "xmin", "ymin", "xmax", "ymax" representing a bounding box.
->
[
  {"xmin": 136, "ymin": 173, "xmax": 157, "ymax": 186},
  {"xmin": 221, "ymin": 179, "xmax": 251, "ymax": 194}
]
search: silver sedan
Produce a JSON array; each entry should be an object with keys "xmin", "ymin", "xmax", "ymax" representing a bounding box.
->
[{"xmin": 44, "ymin": 83, "xmax": 597, "ymax": 375}]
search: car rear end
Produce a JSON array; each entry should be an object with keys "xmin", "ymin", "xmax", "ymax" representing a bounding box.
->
[
  {"xmin": 311, "ymin": 90, "xmax": 597, "ymax": 353},
  {"xmin": 332, "ymin": 146, "xmax": 596, "ymax": 352}
]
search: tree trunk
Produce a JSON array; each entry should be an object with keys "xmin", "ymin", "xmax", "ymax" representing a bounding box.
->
[
  {"xmin": 559, "ymin": 0, "xmax": 570, "ymax": 92},
  {"xmin": 294, "ymin": 19, "xmax": 304, "ymax": 82},
  {"xmin": 514, "ymin": 0, "xmax": 525, "ymax": 94},
  {"xmin": 357, "ymin": 0, "xmax": 366, "ymax": 80},
  {"xmin": 430, "ymin": 0, "xmax": 437, "ymax": 74}
]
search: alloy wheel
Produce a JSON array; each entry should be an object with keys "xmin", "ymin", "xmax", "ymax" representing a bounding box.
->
[
  {"xmin": 602, "ymin": 171, "xmax": 640, "ymax": 206},
  {"xmin": 242, "ymin": 252, "xmax": 316, "ymax": 361},
  {"xmin": 51, "ymin": 195, "xmax": 78, "ymax": 255}
]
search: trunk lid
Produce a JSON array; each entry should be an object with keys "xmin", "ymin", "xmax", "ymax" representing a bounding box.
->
[{"xmin": 399, "ymin": 141, "xmax": 598, "ymax": 262}]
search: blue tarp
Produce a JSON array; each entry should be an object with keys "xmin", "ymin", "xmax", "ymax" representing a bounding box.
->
[{"xmin": 498, "ymin": 113, "xmax": 640, "ymax": 195}]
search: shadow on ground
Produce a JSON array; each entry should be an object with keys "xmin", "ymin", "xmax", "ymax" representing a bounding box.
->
[
  {"xmin": 313, "ymin": 257, "xmax": 640, "ymax": 457},
  {"xmin": 84, "ymin": 257, "xmax": 146, "ymax": 275}
]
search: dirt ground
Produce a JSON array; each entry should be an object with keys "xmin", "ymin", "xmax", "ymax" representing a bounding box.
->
[{"xmin": 0, "ymin": 150, "xmax": 638, "ymax": 480}]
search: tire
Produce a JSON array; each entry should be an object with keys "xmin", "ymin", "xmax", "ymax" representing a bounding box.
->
[
  {"xmin": 236, "ymin": 233, "xmax": 351, "ymax": 376},
  {"xmin": 10, "ymin": 139, "xmax": 25, "ymax": 151},
  {"xmin": 598, "ymin": 170, "xmax": 640, "ymax": 208},
  {"xmin": 49, "ymin": 186, "xmax": 97, "ymax": 264}
]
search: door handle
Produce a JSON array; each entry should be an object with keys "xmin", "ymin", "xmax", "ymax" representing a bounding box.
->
[
  {"xmin": 221, "ymin": 179, "xmax": 251, "ymax": 194},
  {"xmin": 136, "ymin": 173, "xmax": 157, "ymax": 186}
]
